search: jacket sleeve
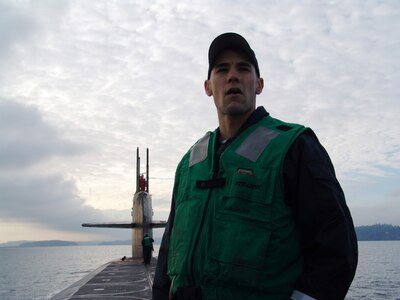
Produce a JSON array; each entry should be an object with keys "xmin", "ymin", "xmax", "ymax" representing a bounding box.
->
[
  {"xmin": 284, "ymin": 130, "xmax": 358, "ymax": 300},
  {"xmin": 152, "ymin": 196, "xmax": 175, "ymax": 300}
]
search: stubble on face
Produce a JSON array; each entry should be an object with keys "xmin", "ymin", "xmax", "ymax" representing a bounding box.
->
[{"xmin": 220, "ymin": 93, "xmax": 253, "ymax": 116}]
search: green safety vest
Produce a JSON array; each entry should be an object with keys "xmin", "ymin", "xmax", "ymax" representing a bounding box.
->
[
  {"xmin": 143, "ymin": 236, "xmax": 153, "ymax": 247},
  {"xmin": 168, "ymin": 116, "xmax": 307, "ymax": 300}
]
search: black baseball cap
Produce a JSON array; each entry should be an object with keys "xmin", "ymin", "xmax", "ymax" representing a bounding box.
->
[{"xmin": 207, "ymin": 32, "xmax": 260, "ymax": 79}]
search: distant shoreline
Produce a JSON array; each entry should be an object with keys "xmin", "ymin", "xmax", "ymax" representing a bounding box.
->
[
  {"xmin": 0, "ymin": 237, "xmax": 163, "ymax": 248},
  {"xmin": 355, "ymin": 224, "xmax": 400, "ymax": 241},
  {"xmin": 1, "ymin": 225, "xmax": 399, "ymax": 247}
]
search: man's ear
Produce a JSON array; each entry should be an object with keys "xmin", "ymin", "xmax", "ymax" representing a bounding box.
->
[
  {"xmin": 204, "ymin": 80, "xmax": 213, "ymax": 96},
  {"xmin": 255, "ymin": 77, "xmax": 264, "ymax": 95}
]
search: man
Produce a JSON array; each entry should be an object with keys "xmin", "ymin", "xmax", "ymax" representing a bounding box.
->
[
  {"xmin": 142, "ymin": 233, "xmax": 154, "ymax": 265},
  {"xmin": 153, "ymin": 32, "xmax": 358, "ymax": 300}
]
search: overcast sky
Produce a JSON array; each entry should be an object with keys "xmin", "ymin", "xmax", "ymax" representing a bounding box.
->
[{"xmin": 0, "ymin": 0, "xmax": 399, "ymax": 243}]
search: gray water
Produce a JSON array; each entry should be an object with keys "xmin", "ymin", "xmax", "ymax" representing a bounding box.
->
[
  {"xmin": 346, "ymin": 241, "xmax": 400, "ymax": 299},
  {"xmin": 0, "ymin": 241, "xmax": 399, "ymax": 299},
  {"xmin": 0, "ymin": 245, "xmax": 133, "ymax": 300}
]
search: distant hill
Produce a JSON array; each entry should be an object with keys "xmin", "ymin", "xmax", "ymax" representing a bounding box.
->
[
  {"xmin": 2, "ymin": 225, "xmax": 400, "ymax": 247},
  {"xmin": 0, "ymin": 240, "xmax": 30, "ymax": 247},
  {"xmin": 19, "ymin": 240, "xmax": 78, "ymax": 247},
  {"xmin": 355, "ymin": 224, "xmax": 400, "ymax": 241}
]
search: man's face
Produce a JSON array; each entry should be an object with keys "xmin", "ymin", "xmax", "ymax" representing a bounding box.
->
[{"xmin": 204, "ymin": 50, "xmax": 263, "ymax": 118}]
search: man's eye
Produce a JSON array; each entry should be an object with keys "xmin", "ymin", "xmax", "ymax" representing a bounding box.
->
[
  {"xmin": 239, "ymin": 66, "xmax": 251, "ymax": 72},
  {"xmin": 216, "ymin": 67, "xmax": 228, "ymax": 73}
]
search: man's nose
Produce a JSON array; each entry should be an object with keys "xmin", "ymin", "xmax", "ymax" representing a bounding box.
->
[{"xmin": 227, "ymin": 68, "xmax": 239, "ymax": 82}]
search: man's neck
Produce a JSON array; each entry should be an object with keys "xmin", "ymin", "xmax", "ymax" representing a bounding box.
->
[
  {"xmin": 217, "ymin": 106, "xmax": 269, "ymax": 141},
  {"xmin": 217, "ymin": 110, "xmax": 254, "ymax": 140}
]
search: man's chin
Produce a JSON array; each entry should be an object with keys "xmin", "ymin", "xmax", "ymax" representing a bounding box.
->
[{"xmin": 224, "ymin": 105, "xmax": 253, "ymax": 116}]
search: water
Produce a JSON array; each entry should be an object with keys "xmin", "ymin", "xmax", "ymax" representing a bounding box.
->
[
  {"xmin": 0, "ymin": 245, "xmax": 135, "ymax": 300},
  {"xmin": 0, "ymin": 242, "xmax": 399, "ymax": 300},
  {"xmin": 346, "ymin": 241, "xmax": 400, "ymax": 300}
]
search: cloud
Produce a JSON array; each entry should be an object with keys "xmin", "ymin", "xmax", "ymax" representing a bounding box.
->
[
  {"xmin": 0, "ymin": 99, "xmax": 85, "ymax": 169},
  {"xmin": 0, "ymin": 1, "xmax": 69, "ymax": 62},
  {"xmin": 0, "ymin": 99, "xmax": 108, "ymax": 234},
  {"xmin": 0, "ymin": 1, "xmax": 35, "ymax": 57},
  {"xmin": 0, "ymin": 172, "xmax": 94, "ymax": 229}
]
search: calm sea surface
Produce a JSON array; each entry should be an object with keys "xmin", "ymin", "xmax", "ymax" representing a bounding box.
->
[{"xmin": 0, "ymin": 241, "xmax": 399, "ymax": 300}]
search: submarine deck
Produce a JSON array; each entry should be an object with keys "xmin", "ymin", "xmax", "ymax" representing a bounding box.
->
[{"xmin": 51, "ymin": 257, "xmax": 156, "ymax": 300}]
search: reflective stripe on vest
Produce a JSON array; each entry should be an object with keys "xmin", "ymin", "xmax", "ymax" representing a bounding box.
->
[
  {"xmin": 189, "ymin": 132, "xmax": 210, "ymax": 167},
  {"xmin": 235, "ymin": 126, "xmax": 280, "ymax": 162},
  {"xmin": 189, "ymin": 127, "xmax": 280, "ymax": 167}
]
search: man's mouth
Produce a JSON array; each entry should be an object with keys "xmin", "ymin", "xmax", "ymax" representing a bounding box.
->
[{"xmin": 226, "ymin": 87, "xmax": 242, "ymax": 95}]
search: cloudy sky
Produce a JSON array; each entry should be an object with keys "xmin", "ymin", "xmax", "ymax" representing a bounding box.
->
[{"xmin": 0, "ymin": 0, "xmax": 399, "ymax": 243}]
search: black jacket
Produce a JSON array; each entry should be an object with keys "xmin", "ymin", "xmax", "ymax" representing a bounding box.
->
[{"xmin": 153, "ymin": 106, "xmax": 358, "ymax": 300}]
